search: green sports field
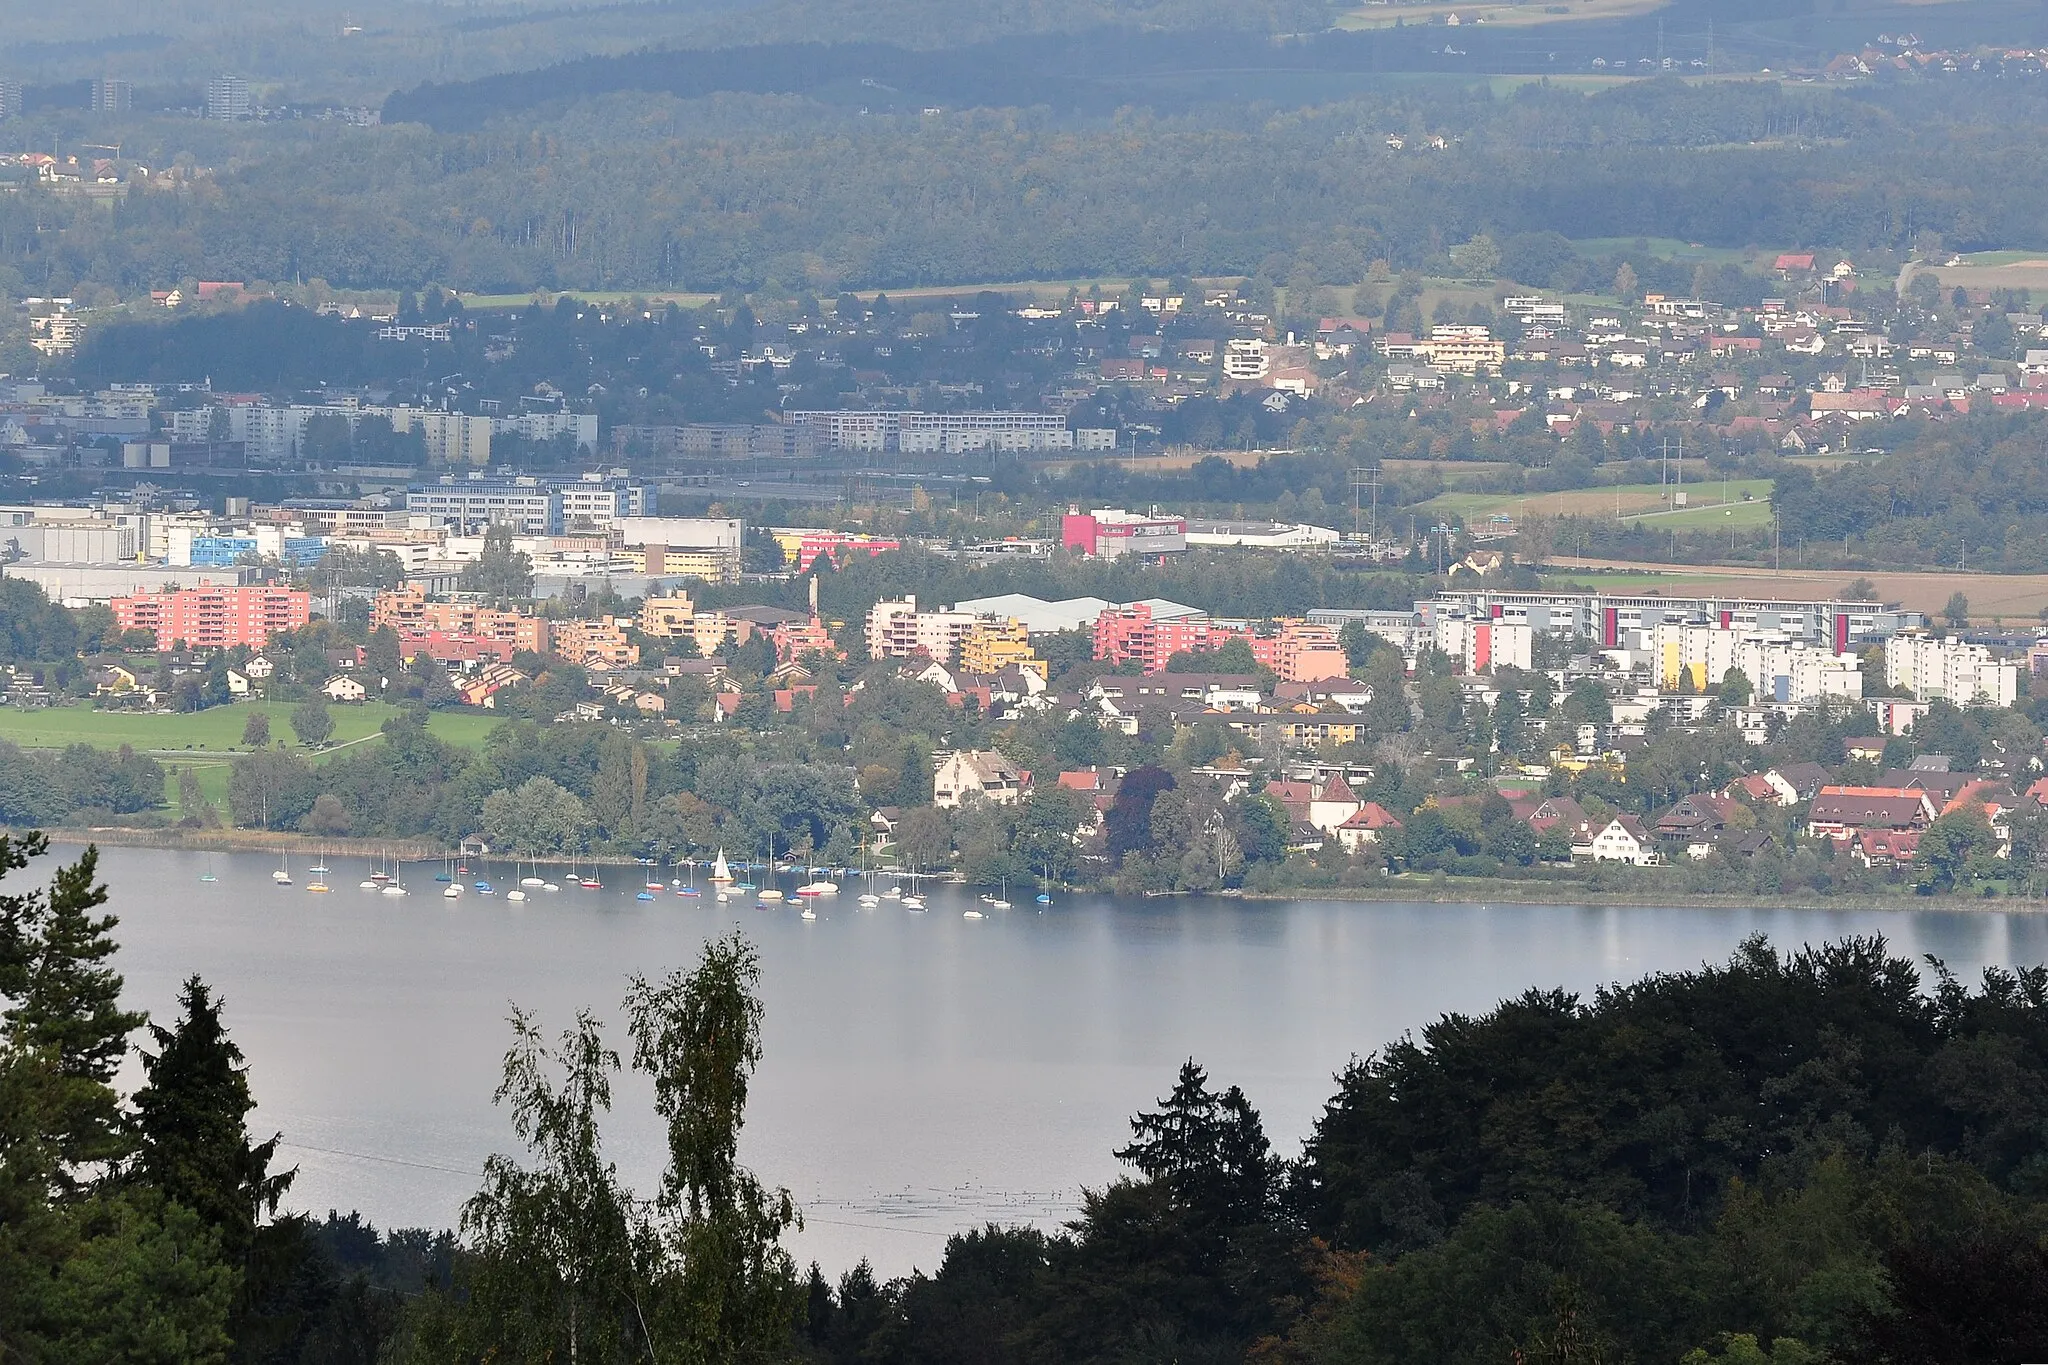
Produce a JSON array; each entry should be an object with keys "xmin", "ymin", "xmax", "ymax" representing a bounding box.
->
[{"xmin": 1414, "ymin": 478, "xmax": 1773, "ymax": 528}]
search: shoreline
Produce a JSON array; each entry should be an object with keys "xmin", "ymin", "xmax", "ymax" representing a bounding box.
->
[
  {"xmin": 1231, "ymin": 883, "xmax": 2037, "ymax": 913},
  {"xmin": 35, "ymin": 827, "xmax": 2043, "ymax": 913},
  {"xmin": 38, "ymin": 826, "xmax": 647, "ymax": 867}
]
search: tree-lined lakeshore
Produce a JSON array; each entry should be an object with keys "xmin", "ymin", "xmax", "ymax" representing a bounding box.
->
[{"xmin": 7, "ymin": 829, "xmax": 2048, "ymax": 1362}]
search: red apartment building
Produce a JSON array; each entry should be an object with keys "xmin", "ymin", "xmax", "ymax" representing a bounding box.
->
[
  {"xmin": 1093, "ymin": 603, "xmax": 1244, "ymax": 673},
  {"xmin": 1094, "ymin": 608, "xmax": 1351, "ymax": 681},
  {"xmin": 111, "ymin": 584, "xmax": 310, "ymax": 650},
  {"xmin": 1248, "ymin": 620, "xmax": 1349, "ymax": 683},
  {"xmin": 793, "ymin": 531, "xmax": 902, "ymax": 572}
]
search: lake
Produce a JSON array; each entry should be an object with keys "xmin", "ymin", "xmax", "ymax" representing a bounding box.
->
[{"xmin": 76, "ymin": 843, "xmax": 2048, "ymax": 1276}]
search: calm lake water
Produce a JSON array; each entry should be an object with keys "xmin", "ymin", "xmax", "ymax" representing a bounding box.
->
[{"xmin": 78, "ymin": 843, "xmax": 2048, "ymax": 1275}]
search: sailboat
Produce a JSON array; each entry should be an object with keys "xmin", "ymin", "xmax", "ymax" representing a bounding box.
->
[
  {"xmin": 986, "ymin": 879, "xmax": 1011, "ymax": 911},
  {"xmin": 678, "ymin": 860, "xmax": 701, "ymax": 897},
  {"xmin": 199, "ymin": 854, "xmax": 217, "ymax": 883},
  {"xmin": 272, "ymin": 850, "xmax": 292, "ymax": 886},
  {"xmin": 307, "ymin": 847, "xmax": 330, "ymax": 893},
  {"xmin": 710, "ymin": 849, "xmax": 734, "ymax": 883}
]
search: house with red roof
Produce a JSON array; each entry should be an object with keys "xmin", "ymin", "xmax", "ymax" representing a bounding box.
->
[
  {"xmin": 1851, "ymin": 829, "xmax": 1921, "ymax": 869},
  {"xmin": 1807, "ymin": 786, "xmax": 1936, "ymax": 842},
  {"xmin": 1333, "ymin": 802, "xmax": 1404, "ymax": 853},
  {"xmin": 1262, "ymin": 776, "xmax": 1368, "ymax": 835}
]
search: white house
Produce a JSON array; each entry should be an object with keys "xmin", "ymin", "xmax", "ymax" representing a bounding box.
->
[
  {"xmin": 1332, "ymin": 802, "xmax": 1403, "ymax": 852},
  {"xmin": 1307, "ymin": 776, "xmax": 1363, "ymax": 833},
  {"xmin": 321, "ymin": 674, "xmax": 368, "ymax": 703},
  {"xmin": 225, "ymin": 669, "xmax": 250, "ymax": 696},
  {"xmin": 244, "ymin": 655, "xmax": 274, "ymax": 680},
  {"xmin": 933, "ymin": 750, "xmax": 1026, "ymax": 809},
  {"xmin": 1575, "ymin": 815, "xmax": 1658, "ymax": 866}
]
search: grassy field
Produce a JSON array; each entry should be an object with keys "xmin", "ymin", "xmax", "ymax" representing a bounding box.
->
[
  {"xmin": 1336, "ymin": 0, "xmax": 1669, "ymax": 31},
  {"xmin": 1922, "ymin": 261, "xmax": 2048, "ymax": 299},
  {"xmin": 0, "ymin": 701, "xmax": 509, "ymax": 818},
  {"xmin": 1416, "ymin": 477, "xmax": 1773, "ymax": 527},
  {"xmin": 0, "ymin": 699, "xmax": 502, "ymax": 756},
  {"xmin": 1571, "ymin": 237, "xmax": 1764, "ymax": 266}
]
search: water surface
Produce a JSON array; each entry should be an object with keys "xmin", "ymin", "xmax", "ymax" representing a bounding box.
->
[{"xmin": 86, "ymin": 845, "xmax": 2048, "ymax": 1274}]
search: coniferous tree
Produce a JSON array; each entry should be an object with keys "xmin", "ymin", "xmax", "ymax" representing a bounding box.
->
[
  {"xmin": 3, "ymin": 844, "xmax": 145, "ymax": 1177},
  {"xmin": 0, "ymin": 836, "xmax": 238, "ymax": 1363},
  {"xmin": 130, "ymin": 977, "xmax": 295, "ymax": 1269}
]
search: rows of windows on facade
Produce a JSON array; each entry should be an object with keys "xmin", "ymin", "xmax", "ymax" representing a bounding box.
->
[
  {"xmin": 205, "ymin": 75, "xmax": 251, "ymax": 121},
  {"xmin": 0, "ymin": 75, "xmax": 241, "ymax": 119}
]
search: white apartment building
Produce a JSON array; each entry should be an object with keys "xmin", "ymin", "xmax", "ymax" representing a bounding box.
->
[
  {"xmin": 167, "ymin": 402, "xmax": 534, "ymax": 465},
  {"xmin": 1646, "ymin": 623, "xmax": 1863, "ymax": 702},
  {"xmin": 785, "ymin": 411, "xmax": 1105, "ymax": 453},
  {"xmin": 1502, "ymin": 296, "xmax": 1568, "ymax": 327},
  {"xmin": 493, "ymin": 411, "xmax": 599, "ymax": 450},
  {"xmin": 1885, "ymin": 634, "xmax": 2019, "ymax": 708},
  {"xmin": 1432, "ymin": 615, "xmax": 1533, "ymax": 673},
  {"xmin": 1222, "ymin": 338, "xmax": 1270, "ymax": 381},
  {"xmin": 866, "ymin": 597, "xmax": 982, "ymax": 666},
  {"xmin": 388, "ymin": 409, "xmax": 493, "ymax": 466},
  {"xmin": 1417, "ymin": 325, "xmax": 1506, "ymax": 375}
]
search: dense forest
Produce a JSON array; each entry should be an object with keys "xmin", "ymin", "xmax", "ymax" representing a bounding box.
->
[
  {"xmin": 7, "ymin": 824, "xmax": 2048, "ymax": 1361},
  {"xmin": 1772, "ymin": 418, "xmax": 2048, "ymax": 573},
  {"xmin": 6, "ymin": 76, "xmax": 2048, "ymax": 296}
]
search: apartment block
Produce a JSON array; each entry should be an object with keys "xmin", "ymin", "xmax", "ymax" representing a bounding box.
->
[
  {"xmin": 406, "ymin": 475, "xmax": 652, "ymax": 535},
  {"xmin": 205, "ymin": 74, "xmax": 251, "ymax": 121},
  {"xmin": 959, "ymin": 618, "xmax": 1046, "ymax": 680},
  {"xmin": 1432, "ymin": 589, "xmax": 1923, "ymax": 650},
  {"xmin": 1646, "ymin": 623, "xmax": 1863, "ymax": 702},
  {"xmin": 371, "ymin": 587, "xmax": 551, "ymax": 654},
  {"xmin": 111, "ymin": 584, "xmax": 310, "ymax": 650},
  {"xmin": 786, "ymin": 410, "xmax": 1106, "ymax": 453},
  {"xmin": 866, "ymin": 597, "xmax": 981, "ymax": 665},
  {"xmin": 1432, "ymin": 616, "xmax": 1535, "ymax": 674},
  {"xmin": 1885, "ymin": 634, "xmax": 2019, "ymax": 707},
  {"xmin": 1092, "ymin": 602, "xmax": 1242, "ymax": 674},
  {"xmin": 551, "ymin": 615, "xmax": 639, "ymax": 668},
  {"xmin": 90, "ymin": 78, "xmax": 134, "ymax": 113},
  {"xmin": 638, "ymin": 593, "xmax": 751, "ymax": 657},
  {"xmin": 771, "ymin": 616, "xmax": 840, "ymax": 663},
  {"xmin": 1247, "ymin": 620, "xmax": 1349, "ymax": 683}
]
